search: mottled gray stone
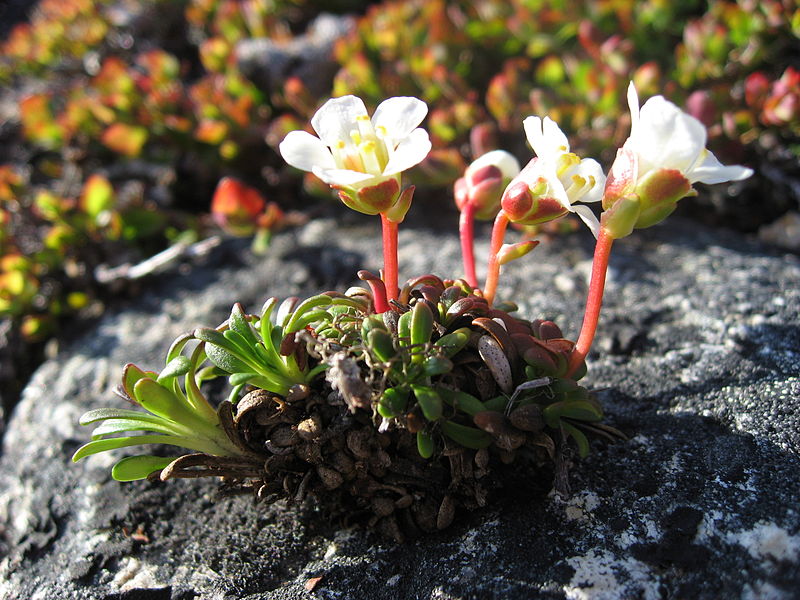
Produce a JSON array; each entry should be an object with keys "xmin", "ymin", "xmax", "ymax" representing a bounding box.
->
[
  {"xmin": 0, "ymin": 213, "xmax": 798, "ymax": 599},
  {"xmin": 236, "ymin": 14, "xmax": 355, "ymax": 97}
]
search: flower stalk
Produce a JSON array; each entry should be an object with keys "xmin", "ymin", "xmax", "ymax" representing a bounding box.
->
[
  {"xmin": 482, "ymin": 210, "xmax": 510, "ymax": 305},
  {"xmin": 459, "ymin": 201, "xmax": 478, "ymax": 288},
  {"xmin": 566, "ymin": 226, "xmax": 614, "ymax": 376},
  {"xmin": 380, "ymin": 213, "xmax": 400, "ymax": 302}
]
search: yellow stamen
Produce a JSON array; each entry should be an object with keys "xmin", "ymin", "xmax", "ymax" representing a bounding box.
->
[
  {"xmin": 556, "ymin": 153, "xmax": 580, "ymax": 177},
  {"xmin": 359, "ymin": 140, "xmax": 383, "ymax": 175}
]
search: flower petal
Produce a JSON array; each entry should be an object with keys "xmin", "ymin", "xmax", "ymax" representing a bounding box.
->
[
  {"xmin": 687, "ymin": 149, "xmax": 753, "ymax": 184},
  {"xmin": 632, "ymin": 96, "xmax": 708, "ymax": 175},
  {"xmin": 522, "ymin": 158, "xmax": 571, "ymax": 209},
  {"xmin": 627, "ymin": 81, "xmax": 640, "ymax": 135},
  {"xmin": 311, "ymin": 96, "xmax": 368, "ymax": 147},
  {"xmin": 279, "ymin": 130, "xmax": 337, "ymax": 173},
  {"xmin": 468, "ymin": 149, "xmax": 521, "ymax": 180},
  {"xmin": 568, "ymin": 158, "xmax": 607, "ymax": 204},
  {"xmin": 372, "ymin": 97, "xmax": 428, "ymax": 141},
  {"xmin": 571, "ymin": 204, "xmax": 601, "ymax": 238},
  {"xmin": 312, "ymin": 166, "xmax": 375, "ymax": 187},
  {"xmin": 524, "ymin": 116, "xmax": 570, "ymax": 158},
  {"xmin": 382, "ymin": 128, "xmax": 432, "ymax": 176}
]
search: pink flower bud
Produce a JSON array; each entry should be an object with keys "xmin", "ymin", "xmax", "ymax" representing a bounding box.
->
[
  {"xmin": 497, "ymin": 240, "xmax": 539, "ymax": 265},
  {"xmin": 501, "ymin": 177, "xmax": 568, "ymax": 225},
  {"xmin": 455, "ymin": 150, "xmax": 520, "ymax": 221}
]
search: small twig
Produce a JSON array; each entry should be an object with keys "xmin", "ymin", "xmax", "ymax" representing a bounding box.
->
[
  {"xmin": 504, "ymin": 377, "xmax": 552, "ymax": 415},
  {"xmin": 95, "ymin": 236, "xmax": 222, "ymax": 284}
]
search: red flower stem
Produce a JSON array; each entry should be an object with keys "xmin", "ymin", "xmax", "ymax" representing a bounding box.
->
[
  {"xmin": 482, "ymin": 211, "xmax": 510, "ymax": 305},
  {"xmin": 380, "ymin": 213, "xmax": 399, "ymax": 302},
  {"xmin": 459, "ymin": 202, "xmax": 479, "ymax": 288},
  {"xmin": 567, "ymin": 227, "xmax": 614, "ymax": 376}
]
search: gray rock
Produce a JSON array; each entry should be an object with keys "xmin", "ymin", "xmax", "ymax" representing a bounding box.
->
[
  {"xmin": 236, "ymin": 14, "xmax": 355, "ymax": 97},
  {"xmin": 1, "ymin": 214, "xmax": 798, "ymax": 599}
]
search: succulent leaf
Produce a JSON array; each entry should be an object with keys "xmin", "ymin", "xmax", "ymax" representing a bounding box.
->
[
  {"xmin": 157, "ymin": 355, "xmax": 192, "ymax": 383},
  {"xmin": 111, "ymin": 456, "xmax": 175, "ymax": 482},
  {"xmin": 441, "ymin": 421, "xmax": 493, "ymax": 449},
  {"xmin": 416, "ymin": 430, "xmax": 435, "ymax": 458},
  {"xmin": 437, "ymin": 388, "xmax": 485, "ymax": 417},
  {"xmin": 412, "ymin": 385, "xmax": 443, "ymax": 421},
  {"xmin": 378, "ymin": 386, "xmax": 409, "ymax": 418}
]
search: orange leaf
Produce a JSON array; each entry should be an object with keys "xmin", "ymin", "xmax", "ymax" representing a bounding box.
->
[{"xmin": 101, "ymin": 123, "xmax": 148, "ymax": 157}]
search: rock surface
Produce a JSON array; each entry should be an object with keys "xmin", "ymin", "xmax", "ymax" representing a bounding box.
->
[
  {"xmin": 0, "ymin": 214, "xmax": 798, "ymax": 599},
  {"xmin": 236, "ymin": 14, "xmax": 355, "ymax": 97}
]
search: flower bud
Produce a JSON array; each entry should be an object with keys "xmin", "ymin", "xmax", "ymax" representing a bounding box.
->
[
  {"xmin": 455, "ymin": 150, "xmax": 520, "ymax": 220},
  {"xmin": 601, "ymin": 82, "xmax": 753, "ymax": 238},
  {"xmin": 497, "ymin": 240, "xmax": 539, "ymax": 265},
  {"xmin": 501, "ymin": 175, "xmax": 568, "ymax": 226}
]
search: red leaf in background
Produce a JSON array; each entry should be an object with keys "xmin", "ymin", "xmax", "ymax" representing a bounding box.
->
[{"xmin": 211, "ymin": 177, "xmax": 267, "ymax": 235}]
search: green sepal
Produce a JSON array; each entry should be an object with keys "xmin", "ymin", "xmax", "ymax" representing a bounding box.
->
[
  {"xmin": 600, "ymin": 196, "xmax": 640, "ymax": 240},
  {"xmin": 437, "ymin": 388, "xmax": 485, "ymax": 417},
  {"xmin": 441, "ymin": 421, "xmax": 493, "ymax": 449},
  {"xmin": 411, "ymin": 385, "xmax": 443, "ymax": 421},
  {"xmin": 111, "ymin": 456, "xmax": 175, "ymax": 482},
  {"xmin": 416, "ymin": 430, "xmax": 435, "ymax": 459}
]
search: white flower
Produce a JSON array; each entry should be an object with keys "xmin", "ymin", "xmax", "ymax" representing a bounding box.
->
[
  {"xmin": 602, "ymin": 83, "xmax": 753, "ymax": 237},
  {"xmin": 621, "ymin": 82, "xmax": 753, "ymax": 186},
  {"xmin": 502, "ymin": 116, "xmax": 606, "ymax": 235},
  {"xmin": 279, "ymin": 95, "xmax": 431, "ymax": 214}
]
